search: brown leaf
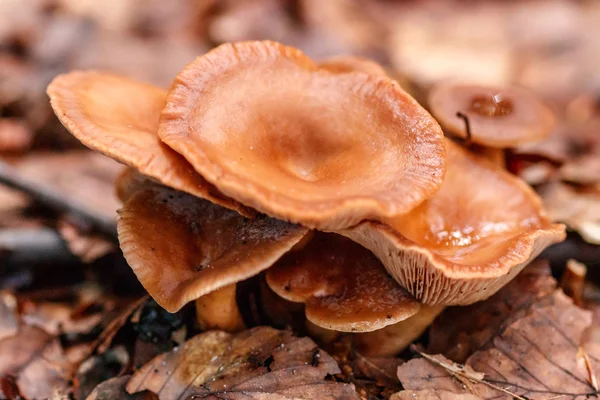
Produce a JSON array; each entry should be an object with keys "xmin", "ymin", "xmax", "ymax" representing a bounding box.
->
[
  {"xmin": 395, "ymin": 290, "xmax": 600, "ymax": 399},
  {"xmin": 86, "ymin": 375, "xmax": 156, "ymax": 400},
  {"xmin": 127, "ymin": 326, "xmax": 359, "ymax": 400},
  {"xmin": 539, "ymin": 182, "xmax": 600, "ymax": 244},
  {"xmin": 7, "ymin": 151, "xmax": 122, "ymax": 222},
  {"xmin": 0, "ymin": 325, "xmax": 72, "ymax": 399},
  {"xmin": 428, "ymin": 260, "xmax": 556, "ymax": 362}
]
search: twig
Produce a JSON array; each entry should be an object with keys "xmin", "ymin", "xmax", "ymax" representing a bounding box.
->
[
  {"xmin": 0, "ymin": 228, "xmax": 76, "ymax": 267},
  {"xmin": 411, "ymin": 346, "xmax": 528, "ymax": 400},
  {"xmin": 578, "ymin": 347, "xmax": 599, "ymax": 391},
  {"xmin": 0, "ymin": 161, "xmax": 117, "ymax": 241},
  {"xmin": 455, "ymin": 112, "xmax": 472, "ymax": 143}
]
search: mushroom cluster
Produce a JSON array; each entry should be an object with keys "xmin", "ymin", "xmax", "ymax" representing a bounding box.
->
[{"xmin": 47, "ymin": 41, "xmax": 565, "ymax": 352}]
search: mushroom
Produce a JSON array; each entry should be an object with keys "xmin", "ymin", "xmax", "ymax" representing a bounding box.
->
[
  {"xmin": 265, "ymin": 232, "xmax": 420, "ymax": 332},
  {"xmin": 46, "ymin": 71, "xmax": 254, "ymax": 217},
  {"xmin": 159, "ymin": 41, "xmax": 446, "ymax": 230},
  {"xmin": 195, "ymin": 284, "xmax": 245, "ymax": 332},
  {"xmin": 353, "ymin": 305, "xmax": 445, "ymax": 356},
  {"xmin": 337, "ymin": 139, "xmax": 565, "ymax": 305},
  {"xmin": 117, "ymin": 184, "xmax": 308, "ymax": 313},
  {"xmin": 428, "ymin": 82, "xmax": 555, "ymax": 167},
  {"xmin": 318, "ymin": 55, "xmax": 388, "ymax": 76}
]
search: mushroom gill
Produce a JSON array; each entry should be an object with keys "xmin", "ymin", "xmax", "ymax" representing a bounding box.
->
[{"xmin": 337, "ymin": 139, "xmax": 565, "ymax": 305}]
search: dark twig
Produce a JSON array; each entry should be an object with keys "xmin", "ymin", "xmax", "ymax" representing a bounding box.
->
[
  {"xmin": 455, "ymin": 112, "xmax": 472, "ymax": 143},
  {"xmin": 0, "ymin": 161, "xmax": 117, "ymax": 241},
  {"xmin": 0, "ymin": 227, "xmax": 76, "ymax": 267}
]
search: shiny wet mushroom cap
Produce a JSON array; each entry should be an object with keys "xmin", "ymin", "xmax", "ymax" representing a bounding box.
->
[
  {"xmin": 47, "ymin": 71, "xmax": 253, "ymax": 217},
  {"xmin": 117, "ymin": 184, "xmax": 308, "ymax": 312},
  {"xmin": 337, "ymin": 139, "xmax": 565, "ymax": 305},
  {"xmin": 266, "ymin": 233, "xmax": 420, "ymax": 332},
  {"xmin": 428, "ymin": 83, "xmax": 555, "ymax": 148},
  {"xmin": 159, "ymin": 41, "xmax": 446, "ymax": 230}
]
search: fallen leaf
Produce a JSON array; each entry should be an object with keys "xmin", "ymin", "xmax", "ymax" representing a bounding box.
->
[
  {"xmin": 127, "ymin": 326, "xmax": 359, "ymax": 399},
  {"xmin": 0, "ymin": 292, "xmax": 18, "ymax": 341},
  {"xmin": 395, "ymin": 290, "xmax": 600, "ymax": 399},
  {"xmin": 428, "ymin": 260, "xmax": 556, "ymax": 362},
  {"xmin": 86, "ymin": 375, "xmax": 156, "ymax": 400},
  {"xmin": 75, "ymin": 346, "xmax": 130, "ymax": 400},
  {"xmin": 7, "ymin": 151, "xmax": 122, "ymax": 222},
  {"xmin": 540, "ymin": 182, "xmax": 600, "ymax": 244},
  {"xmin": 0, "ymin": 325, "xmax": 72, "ymax": 399}
]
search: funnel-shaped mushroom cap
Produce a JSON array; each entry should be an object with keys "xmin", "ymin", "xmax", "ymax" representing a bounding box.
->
[
  {"xmin": 117, "ymin": 185, "xmax": 308, "ymax": 312},
  {"xmin": 337, "ymin": 139, "xmax": 565, "ymax": 305},
  {"xmin": 319, "ymin": 55, "xmax": 388, "ymax": 76},
  {"xmin": 266, "ymin": 233, "xmax": 420, "ymax": 332},
  {"xmin": 159, "ymin": 41, "xmax": 446, "ymax": 229},
  {"xmin": 47, "ymin": 71, "xmax": 252, "ymax": 217},
  {"xmin": 428, "ymin": 83, "xmax": 555, "ymax": 148}
]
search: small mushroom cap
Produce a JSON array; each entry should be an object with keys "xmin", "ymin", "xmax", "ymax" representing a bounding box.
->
[
  {"xmin": 114, "ymin": 168, "xmax": 154, "ymax": 202},
  {"xmin": 47, "ymin": 71, "xmax": 253, "ymax": 217},
  {"xmin": 318, "ymin": 55, "xmax": 388, "ymax": 76},
  {"xmin": 428, "ymin": 83, "xmax": 555, "ymax": 148},
  {"xmin": 159, "ymin": 41, "xmax": 446, "ymax": 230},
  {"xmin": 266, "ymin": 233, "xmax": 420, "ymax": 332},
  {"xmin": 337, "ymin": 139, "xmax": 565, "ymax": 305},
  {"xmin": 117, "ymin": 185, "xmax": 308, "ymax": 312}
]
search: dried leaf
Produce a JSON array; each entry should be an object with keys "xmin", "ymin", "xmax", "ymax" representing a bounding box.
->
[
  {"xmin": 0, "ymin": 325, "xmax": 72, "ymax": 399},
  {"xmin": 8, "ymin": 151, "xmax": 122, "ymax": 222},
  {"xmin": 540, "ymin": 182, "xmax": 600, "ymax": 244},
  {"xmin": 395, "ymin": 290, "xmax": 600, "ymax": 399},
  {"xmin": 428, "ymin": 260, "xmax": 556, "ymax": 362},
  {"xmin": 127, "ymin": 327, "xmax": 359, "ymax": 399},
  {"xmin": 86, "ymin": 375, "xmax": 156, "ymax": 400}
]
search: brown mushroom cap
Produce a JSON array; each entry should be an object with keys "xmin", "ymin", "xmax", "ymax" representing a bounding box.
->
[
  {"xmin": 159, "ymin": 41, "xmax": 446, "ymax": 230},
  {"xmin": 265, "ymin": 233, "xmax": 420, "ymax": 332},
  {"xmin": 337, "ymin": 139, "xmax": 565, "ymax": 305},
  {"xmin": 117, "ymin": 185, "xmax": 308, "ymax": 312},
  {"xmin": 319, "ymin": 55, "xmax": 388, "ymax": 76},
  {"xmin": 47, "ymin": 71, "xmax": 253, "ymax": 217},
  {"xmin": 428, "ymin": 83, "xmax": 555, "ymax": 148}
]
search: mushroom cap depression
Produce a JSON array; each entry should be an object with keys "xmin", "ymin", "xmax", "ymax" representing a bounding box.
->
[
  {"xmin": 47, "ymin": 71, "xmax": 253, "ymax": 217},
  {"xmin": 117, "ymin": 183, "xmax": 308, "ymax": 312},
  {"xmin": 337, "ymin": 139, "xmax": 565, "ymax": 305},
  {"xmin": 266, "ymin": 233, "xmax": 420, "ymax": 332},
  {"xmin": 428, "ymin": 83, "xmax": 555, "ymax": 148},
  {"xmin": 159, "ymin": 41, "xmax": 446, "ymax": 229}
]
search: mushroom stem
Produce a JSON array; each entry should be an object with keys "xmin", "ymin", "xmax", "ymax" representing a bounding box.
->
[
  {"xmin": 195, "ymin": 284, "xmax": 245, "ymax": 332},
  {"xmin": 353, "ymin": 305, "xmax": 445, "ymax": 357},
  {"xmin": 455, "ymin": 112, "xmax": 472, "ymax": 143},
  {"xmin": 560, "ymin": 259, "xmax": 587, "ymax": 307},
  {"xmin": 305, "ymin": 319, "xmax": 341, "ymax": 345},
  {"xmin": 471, "ymin": 145, "xmax": 506, "ymax": 168}
]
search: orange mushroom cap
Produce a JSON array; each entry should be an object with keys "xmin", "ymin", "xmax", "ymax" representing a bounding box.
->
[
  {"xmin": 428, "ymin": 83, "xmax": 555, "ymax": 148},
  {"xmin": 266, "ymin": 233, "xmax": 420, "ymax": 332},
  {"xmin": 47, "ymin": 71, "xmax": 253, "ymax": 217},
  {"xmin": 117, "ymin": 184, "xmax": 308, "ymax": 312},
  {"xmin": 318, "ymin": 55, "xmax": 388, "ymax": 76},
  {"xmin": 337, "ymin": 139, "xmax": 565, "ymax": 305},
  {"xmin": 159, "ymin": 41, "xmax": 446, "ymax": 230}
]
